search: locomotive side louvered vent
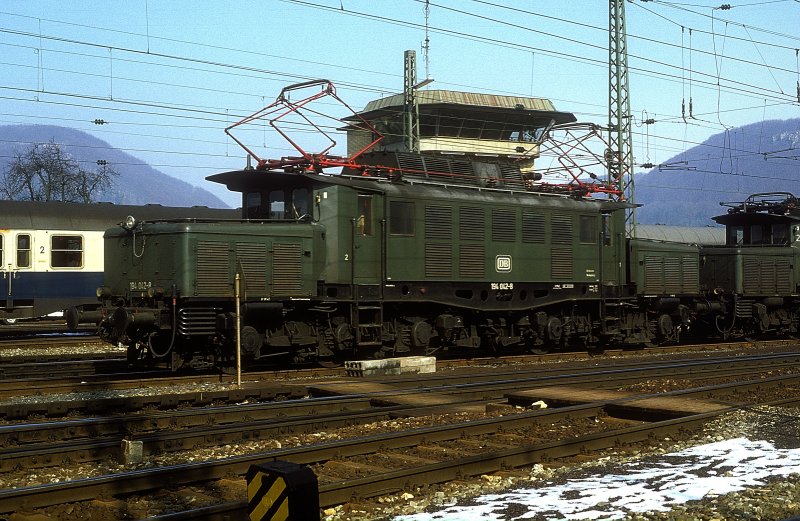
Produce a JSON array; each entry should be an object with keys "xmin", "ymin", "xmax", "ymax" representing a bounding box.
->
[
  {"xmin": 397, "ymin": 153, "xmax": 426, "ymax": 173},
  {"xmin": 425, "ymin": 205, "xmax": 453, "ymax": 278},
  {"xmin": 492, "ymin": 209, "xmax": 516, "ymax": 242},
  {"xmin": 459, "ymin": 244, "xmax": 485, "ymax": 278},
  {"xmin": 663, "ymin": 257, "xmax": 682, "ymax": 294},
  {"xmin": 449, "ymin": 159, "xmax": 476, "ymax": 185},
  {"xmin": 196, "ymin": 241, "xmax": 231, "ymax": 296},
  {"xmin": 744, "ymin": 257, "xmax": 792, "ymax": 295},
  {"xmin": 644, "ymin": 255, "xmax": 700, "ymax": 294},
  {"xmin": 682, "ymin": 256, "xmax": 700, "ymax": 293},
  {"xmin": 236, "ymin": 242, "xmax": 267, "ymax": 296},
  {"xmin": 459, "ymin": 207, "xmax": 485, "ymax": 241},
  {"xmin": 522, "ymin": 212, "xmax": 545, "ymax": 244},
  {"xmin": 499, "ymin": 163, "xmax": 523, "ymax": 183},
  {"xmin": 425, "ymin": 206, "xmax": 453, "ymax": 239},
  {"xmin": 551, "ymin": 215, "xmax": 573, "ymax": 245},
  {"xmin": 644, "ymin": 256, "xmax": 664, "ymax": 293},
  {"xmin": 272, "ymin": 242, "xmax": 303, "ymax": 296},
  {"xmin": 425, "ymin": 243, "xmax": 453, "ymax": 278},
  {"xmin": 551, "ymin": 247, "xmax": 573, "ymax": 279},
  {"xmin": 550, "ymin": 215, "xmax": 573, "ymax": 279}
]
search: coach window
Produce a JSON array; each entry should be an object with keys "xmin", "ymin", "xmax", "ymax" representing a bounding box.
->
[
  {"xmin": 356, "ymin": 194, "xmax": 373, "ymax": 236},
  {"xmin": 579, "ymin": 215, "xmax": 598, "ymax": 244},
  {"xmin": 390, "ymin": 200, "xmax": 415, "ymax": 235},
  {"xmin": 51, "ymin": 235, "xmax": 83, "ymax": 268},
  {"xmin": 16, "ymin": 234, "xmax": 31, "ymax": 268}
]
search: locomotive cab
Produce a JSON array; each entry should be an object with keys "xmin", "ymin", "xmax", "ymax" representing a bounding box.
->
[{"xmin": 699, "ymin": 192, "xmax": 800, "ymax": 337}]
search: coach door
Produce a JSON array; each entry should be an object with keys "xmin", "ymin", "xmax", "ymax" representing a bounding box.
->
[{"xmin": 2, "ymin": 233, "xmax": 33, "ymax": 310}]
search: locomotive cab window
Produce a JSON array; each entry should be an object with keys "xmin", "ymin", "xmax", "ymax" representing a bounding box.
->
[
  {"xmin": 245, "ymin": 192, "xmax": 262, "ymax": 219},
  {"xmin": 773, "ymin": 224, "xmax": 789, "ymax": 245},
  {"xmin": 750, "ymin": 224, "xmax": 767, "ymax": 245},
  {"xmin": 389, "ymin": 200, "xmax": 415, "ymax": 235},
  {"xmin": 291, "ymin": 188, "xmax": 309, "ymax": 218},
  {"xmin": 579, "ymin": 215, "xmax": 598, "ymax": 244},
  {"xmin": 728, "ymin": 225, "xmax": 744, "ymax": 246},
  {"xmin": 51, "ymin": 235, "xmax": 83, "ymax": 268},
  {"xmin": 356, "ymin": 194, "xmax": 373, "ymax": 236},
  {"xmin": 269, "ymin": 191, "xmax": 285, "ymax": 219},
  {"xmin": 16, "ymin": 234, "xmax": 31, "ymax": 268}
]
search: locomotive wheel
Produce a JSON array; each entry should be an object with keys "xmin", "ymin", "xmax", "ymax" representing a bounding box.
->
[{"xmin": 546, "ymin": 316, "xmax": 563, "ymax": 341}]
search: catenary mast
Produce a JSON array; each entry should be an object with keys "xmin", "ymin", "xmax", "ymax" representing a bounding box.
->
[{"xmin": 609, "ymin": 0, "xmax": 636, "ymax": 236}]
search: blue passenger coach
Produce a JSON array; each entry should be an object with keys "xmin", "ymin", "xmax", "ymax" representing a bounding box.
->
[{"xmin": 0, "ymin": 200, "xmax": 236, "ymax": 329}]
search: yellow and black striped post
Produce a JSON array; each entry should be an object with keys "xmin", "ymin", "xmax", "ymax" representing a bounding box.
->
[{"xmin": 246, "ymin": 460, "xmax": 320, "ymax": 521}]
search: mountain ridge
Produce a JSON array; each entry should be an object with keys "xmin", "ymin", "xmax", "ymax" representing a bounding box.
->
[
  {"xmin": 634, "ymin": 118, "xmax": 800, "ymax": 226},
  {"xmin": 0, "ymin": 125, "xmax": 230, "ymax": 208}
]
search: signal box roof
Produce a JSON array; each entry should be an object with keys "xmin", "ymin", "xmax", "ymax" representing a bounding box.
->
[{"xmin": 345, "ymin": 89, "xmax": 577, "ymax": 126}]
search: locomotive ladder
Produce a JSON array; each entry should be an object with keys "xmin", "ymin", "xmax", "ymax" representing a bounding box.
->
[{"xmin": 353, "ymin": 285, "xmax": 384, "ymax": 348}]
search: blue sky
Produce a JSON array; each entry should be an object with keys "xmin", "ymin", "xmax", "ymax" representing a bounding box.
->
[{"xmin": 2, "ymin": 1, "xmax": 799, "ymax": 207}]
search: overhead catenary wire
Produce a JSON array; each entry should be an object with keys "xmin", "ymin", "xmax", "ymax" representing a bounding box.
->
[{"xmin": 0, "ymin": 1, "xmax": 796, "ymax": 190}]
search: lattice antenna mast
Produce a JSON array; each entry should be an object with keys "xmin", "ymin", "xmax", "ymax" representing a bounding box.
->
[
  {"xmin": 423, "ymin": 0, "xmax": 431, "ymax": 81},
  {"xmin": 609, "ymin": 0, "xmax": 636, "ymax": 236},
  {"xmin": 404, "ymin": 50, "xmax": 420, "ymax": 152}
]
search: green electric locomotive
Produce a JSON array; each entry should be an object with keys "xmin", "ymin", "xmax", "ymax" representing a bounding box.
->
[{"xmin": 95, "ymin": 80, "xmax": 715, "ymax": 370}]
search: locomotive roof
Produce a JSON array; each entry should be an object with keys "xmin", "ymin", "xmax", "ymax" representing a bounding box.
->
[
  {"xmin": 0, "ymin": 200, "xmax": 236, "ymax": 231},
  {"xmin": 635, "ymin": 224, "xmax": 725, "ymax": 245},
  {"xmin": 712, "ymin": 192, "xmax": 800, "ymax": 226},
  {"xmin": 208, "ymin": 169, "xmax": 630, "ymax": 211}
]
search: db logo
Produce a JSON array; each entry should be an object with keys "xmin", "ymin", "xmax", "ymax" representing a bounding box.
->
[{"xmin": 495, "ymin": 255, "xmax": 512, "ymax": 273}]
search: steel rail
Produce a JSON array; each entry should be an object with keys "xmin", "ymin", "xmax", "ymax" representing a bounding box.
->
[
  {"xmin": 1, "ymin": 348, "xmax": 798, "ymax": 421},
  {"xmin": 1, "ymin": 375, "xmax": 799, "ymax": 514},
  {"xmin": 2, "ymin": 367, "xmax": 796, "ymax": 473}
]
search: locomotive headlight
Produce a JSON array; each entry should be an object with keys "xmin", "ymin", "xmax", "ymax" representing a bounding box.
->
[
  {"xmin": 96, "ymin": 286, "xmax": 112, "ymax": 298},
  {"xmin": 123, "ymin": 215, "xmax": 137, "ymax": 230},
  {"xmin": 147, "ymin": 286, "xmax": 164, "ymax": 298}
]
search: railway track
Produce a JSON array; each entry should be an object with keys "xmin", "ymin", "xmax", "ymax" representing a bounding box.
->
[
  {"xmin": 1, "ymin": 346, "xmax": 799, "ymax": 418},
  {"xmin": 1, "ymin": 351, "xmax": 800, "ymax": 517}
]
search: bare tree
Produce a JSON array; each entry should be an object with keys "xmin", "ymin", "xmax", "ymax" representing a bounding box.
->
[{"xmin": 1, "ymin": 140, "xmax": 117, "ymax": 203}]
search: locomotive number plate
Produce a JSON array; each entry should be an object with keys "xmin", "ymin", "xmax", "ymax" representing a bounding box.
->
[
  {"xmin": 129, "ymin": 281, "xmax": 152, "ymax": 291},
  {"xmin": 491, "ymin": 282, "xmax": 514, "ymax": 290}
]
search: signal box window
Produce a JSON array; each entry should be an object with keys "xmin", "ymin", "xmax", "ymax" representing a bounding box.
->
[
  {"xmin": 51, "ymin": 235, "xmax": 83, "ymax": 268},
  {"xmin": 357, "ymin": 194, "xmax": 373, "ymax": 236},
  {"xmin": 579, "ymin": 215, "xmax": 598, "ymax": 244},
  {"xmin": 390, "ymin": 201, "xmax": 415, "ymax": 235},
  {"xmin": 16, "ymin": 234, "xmax": 31, "ymax": 268}
]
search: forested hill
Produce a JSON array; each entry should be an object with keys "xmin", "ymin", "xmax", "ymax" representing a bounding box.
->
[
  {"xmin": 634, "ymin": 118, "xmax": 800, "ymax": 226},
  {"xmin": 0, "ymin": 125, "xmax": 229, "ymax": 207}
]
